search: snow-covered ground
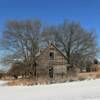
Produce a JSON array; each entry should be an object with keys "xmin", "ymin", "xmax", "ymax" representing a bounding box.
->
[
  {"xmin": 0, "ymin": 81, "xmax": 7, "ymax": 86},
  {"xmin": 0, "ymin": 79, "xmax": 100, "ymax": 100}
]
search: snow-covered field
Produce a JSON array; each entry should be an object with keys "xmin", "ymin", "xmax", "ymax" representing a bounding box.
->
[
  {"xmin": 0, "ymin": 81, "xmax": 7, "ymax": 86},
  {"xmin": 0, "ymin": 79, "xmax": 100, "ymax": 100}
]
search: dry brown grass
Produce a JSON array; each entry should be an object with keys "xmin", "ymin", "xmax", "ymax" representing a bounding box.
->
[
  {"xmin": 5, "ymin": 72, "xmax": 100, "ymax": 86},
  {"xmin": 78, "ymin": 71, "xmax": 100, "ymax": 80},
  {"xmin": 95, "ymin": 71, "xmax": 100, "ymax": 78},
  {"xmin": 7, "ymin": 77, "xmax": 53, "ymax": 86},
  {"xmin": 7, "ymin": 79, "xmax": 34, "ymax": 86},
  {"xmin": 6, "ymin": 76, "xmax": 67, "ymax": 86}
]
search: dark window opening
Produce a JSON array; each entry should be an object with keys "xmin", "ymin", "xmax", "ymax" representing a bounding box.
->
[
  {"xmin": 49, "ymin": 52, "xmax": 54, "ymax": 60},
  {"xmin": 49, "ymin": 67, "xmax": 53, "ymax": 78}
]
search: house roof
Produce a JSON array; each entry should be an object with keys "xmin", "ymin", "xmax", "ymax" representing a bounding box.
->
[
  {"xmin": 50, "ymin": 43, "xmax": 67, "ymax": 59},
  {"xmin": 36, "ymin": 43, "xmax": 67, "ymax": 59}
]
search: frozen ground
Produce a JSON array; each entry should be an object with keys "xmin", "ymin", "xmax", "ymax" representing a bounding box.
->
[
  {"xmin": 0, "ymin": 81, "xmax": 7, "ymax": 86},
  {"xmin": 0, "ymin": 79, "xmax": 100, "ymax": 100}
]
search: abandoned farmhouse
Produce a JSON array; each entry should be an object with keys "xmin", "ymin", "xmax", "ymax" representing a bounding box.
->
[
  {"xmin": 4, "ymin": 43, "xmax": 99, "ymax": 81},
  {"xmin": 36, "ymin": 43, "xmax": 67, "ymax": 79}
]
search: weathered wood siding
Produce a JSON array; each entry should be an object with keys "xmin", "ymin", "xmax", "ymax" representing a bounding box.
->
[{"xmin": 36, "ymin": 44, "xmax": 67, "ymax": 78}]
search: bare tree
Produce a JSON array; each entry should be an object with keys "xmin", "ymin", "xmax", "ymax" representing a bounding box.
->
[
  {"xmin": 58, "ymin": 22, "xmax": 97, "ymax": 64},
  {"xmin": 43, "ymin": 21, "xmax": 98, "ymax": 75},
  {"xmin": 8, "ymin": 61, "xmax": 34, "ymax": 79},
  {"xmin": 1, "ymin": 19, "xmax": 42, "ymax": 78},
  {"xmin": 42, "ymin": 26, "xmax": 58, "ymax": 45}
]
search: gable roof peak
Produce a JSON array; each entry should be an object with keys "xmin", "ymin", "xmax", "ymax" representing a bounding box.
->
[
  {"xmin": 48, "ymin": 42, "xmax": 55, "ymax": 46},
  {"xmin": 48, "ymin": 43, "xmax": 67, "ymax": 59}
]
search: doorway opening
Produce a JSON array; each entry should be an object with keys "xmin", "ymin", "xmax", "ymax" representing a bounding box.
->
[{"xmin": 49, "ymin": 67, "xmax": 54, "ymax": 78}]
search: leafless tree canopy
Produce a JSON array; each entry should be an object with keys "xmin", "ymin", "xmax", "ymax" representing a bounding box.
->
[
  {"xmin": 43, "ymin": 21, "xmax": 98, "ymax": 67},
  {"xmin": 0, "ymin": 19, "xmax": 99, "ymax": 78},
  {"xmin": 1, "ymin": 20, "xmax": 42, "ymax": 77}
]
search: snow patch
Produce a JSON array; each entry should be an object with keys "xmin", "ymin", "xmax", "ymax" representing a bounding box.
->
[{"xmin": 0, "ymin": 79, "xmax": 100, "ymax": 100}]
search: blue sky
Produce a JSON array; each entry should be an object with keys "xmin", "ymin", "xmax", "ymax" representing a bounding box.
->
[
  {"xmin": 0, "ymin": 1, "xmax": 100, "ymax": 28},
  {"xmin": 0, "ymin": 0, "xmax": 100, "ymax": 68},
  {"xmin": 0, "ymin": 0, "xmax": 100, "ymax": 42}
]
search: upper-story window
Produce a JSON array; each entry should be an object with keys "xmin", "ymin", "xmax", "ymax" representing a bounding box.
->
[{"xmin": 49, "ymin": 52, "xmax": 54, "ymax": 60}]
